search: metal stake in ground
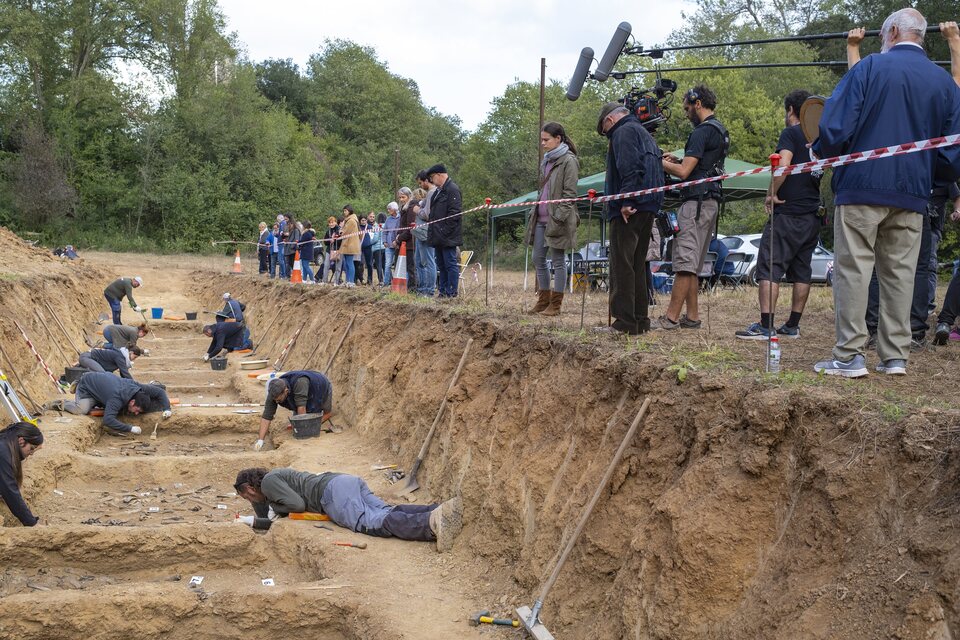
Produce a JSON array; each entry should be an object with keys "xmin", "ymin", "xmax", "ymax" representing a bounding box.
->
[
  {"xmin": 42, "ymin": 300, "xmax": 83, "ymax": 357},
  {"xmin": 323, "ymin": 313, "xmax": 357, "ymax": 375},
  {"xmin": 395, "ymin": 338, "xmax": 473, "ymax": 497},
  {"xmin": 765, "ymin": 153, "xmax": 781, "ymax": 372},
  {"xmin": 517, "ymin": 396, "xmax": 652, "ymax": 640},
  {"xmin": 579, "ymin": 191, "xmax": 596, "ymax": 331},
  {"xmin": 13, "ymin": 320, "xmax": 65, "ymax": 394}
]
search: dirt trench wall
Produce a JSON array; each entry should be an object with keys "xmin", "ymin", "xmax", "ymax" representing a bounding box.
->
[
  {"xmin": 0, "ymin": 229, "xmax": 109, "ymax": 413},
  {"xmin": 204, "ymin": 274, "xmax": 960, "ymax": 640}
]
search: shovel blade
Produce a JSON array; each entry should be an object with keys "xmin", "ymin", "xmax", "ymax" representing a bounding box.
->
[
  {"xmin": 515, "ymin": 606, "xmax": 555, "ymax": 640},
  {"xmin": 394, "ymin": 474, "xmax": 420, "ymax": 497}
]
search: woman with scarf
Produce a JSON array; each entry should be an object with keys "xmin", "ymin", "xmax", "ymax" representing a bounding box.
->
[
  {"xmin": 0, "ymin": 422, "xmax": 43, "ymax": 526},
  {"xmin": 525, "ymin": 122, "xmax": 580, "ymax": 316}
]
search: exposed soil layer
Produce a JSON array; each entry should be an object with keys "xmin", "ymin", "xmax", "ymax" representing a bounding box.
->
[{"xmin": 3, "ymin": 233, "xmax": 960, "ymax": 639}]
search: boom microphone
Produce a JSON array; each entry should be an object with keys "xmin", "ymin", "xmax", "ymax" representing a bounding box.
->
[
  {"xmin": 594, "ymin": 22, "xmax": 632, "ymax": 82},
  {"xmin": 566, "ymin": 47, "xmax": 595, "ymax": 101}
]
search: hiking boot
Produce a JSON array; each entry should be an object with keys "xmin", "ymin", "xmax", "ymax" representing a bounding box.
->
[
  {"xmin": 875, "ymin": 359, "xmax": 907, "ymax": 375},
  {"xmin": 429, "ymin": 496, "xmax": 463, "ymax": 553},
  {"xmin": 865, "ymin": 333, "xmax": 877, "ymax": 350},
  {"xmin": 44, "ymin": 399, "xmax": 65, "ymax": 412},
  {"xmin": 735, "ymin": 322, "xmax": 773, "ymax": 341},
  {"xmin": 776, "ymin": 324, "xmax": 801, "ymax": 338},
  {"xmin": 678, "ymin": 314, "xmax": 701, "ymax": 329},
  {"xmin": 652, "ymin": 315, "xmax": 680, "ymax": 330},
  {"xmin": 540, "ymin": 292, "xmax": 564, "ymax": 317},
  {"xmin": 813, "ymin": 354, "xmax": 868, "ymax": 378},
  {"xmin": 910, "ymin": 335, "xmax": 927, "ymax": 353},
  {"xmin": 933, "ymin": 322, "xmax": 951, "ymax": 346},
  {"xmin": 528, "ymin": 290, "xmax": 550, "ymax": 314}
]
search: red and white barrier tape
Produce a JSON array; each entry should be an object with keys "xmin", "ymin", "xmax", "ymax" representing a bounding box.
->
[{"xmin": 212, "ymin": 133, "xmax": 960, "ymax": 247}]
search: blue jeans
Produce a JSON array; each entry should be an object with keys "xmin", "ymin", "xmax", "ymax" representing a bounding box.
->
[
  {"xmin": 361, "ymin": 245, "xmax": 373, "ymax": 283},
  {"xmin": 415, "ymin": 240, "xmax": 436, "ymax": 296},
  {"xmin": 269, "ymin": 252, "xmax": 278, "ymax": 278},
  {"xmin": 321, "ymin": 475, "xmax": 435, "ymax": 541},
  {"xmin": 384, "ymin": 247, "xmax": 395, "ymax": 286},
  {"xmin": 434, "ymin": 246, "xmax": 459, "ymax": 297},
  {"xmin": 342, "ymin": 254, "xmax": 356, "ymax": 283},
  {"xmin": 102, "ymin": 327, "xmax": 116, "ymax": 350},
  {"xmin": 301, "ymin": 260, "xmax": 315, "ymax": 282},
  {"xmin": 278, "ymin": 254, "xmax": 289, "ymax": 278},
  {"xmin": 105, "ymin": 295, "xmax": 122, "ymax": 325}
]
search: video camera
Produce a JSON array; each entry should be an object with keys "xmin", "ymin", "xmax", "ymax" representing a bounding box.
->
[{"xmin": 619, "ymin": 76, "xmax": 677, "ymax": 133}]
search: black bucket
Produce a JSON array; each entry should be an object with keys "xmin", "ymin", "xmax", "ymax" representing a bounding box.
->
[
  {"xmin": 209, "ymin": 356, "xmax": 228, "ymax": 371},
  {"xmin": 290, "ymin": 413, "xmax": 322, "ymax": 439},
  {"xmin": 185, "ymin": 312, "xmax": 198, "ymax": 321},
  {"xmin": 64, "ymin": 366, "xmax": 87, "ymax": 383}
]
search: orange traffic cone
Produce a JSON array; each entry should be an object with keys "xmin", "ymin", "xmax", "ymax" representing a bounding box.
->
[
  {"xmin": 290, "ymin": 251, "xmax": 303, "ymax": 283},
  {"xmin": 391, "ymin": 242, "xmax": 408, "ymax": 294},
  {"xmin": 231, "ymin": 249, "xmax": 243, "ymax": 274}
]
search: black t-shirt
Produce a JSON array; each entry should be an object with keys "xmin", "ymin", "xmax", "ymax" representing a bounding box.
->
[
  {"xmin": 773, "ymin": 124, "xmax": 822, "ymax": 215},
  {"xmin": 683, "ymin": 116, "xmax": 726, "ymax": 200}
]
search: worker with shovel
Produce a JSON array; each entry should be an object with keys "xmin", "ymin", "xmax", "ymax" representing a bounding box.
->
[
  {"xmin": 234, "ymin": 467, "xmax": 464, "ymax": 551},
  {"xmin": 46, "ymin": 371, "xmax": 171, "ymax": 435},
  {"xmin": 202, "ymin": 323, "xmax": 252, "ymax": 361},
  {"xmin": 103, "ymin": 276, "xmax": 144, "ymax": 325},
  {"xmin": 254, "ymin": 371, "xmax": 332, "ymax": 451}
]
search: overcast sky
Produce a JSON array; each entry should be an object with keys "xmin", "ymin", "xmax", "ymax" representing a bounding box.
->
[{"xmin": 218, "ymin": 0, "xmax": 691, "ymax": 131}]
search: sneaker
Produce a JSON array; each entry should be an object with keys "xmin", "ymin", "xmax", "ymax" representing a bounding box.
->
[
  {"xmin": 44, "ymin": 399, "xmax": 65, "ymax": 411},
  {"xmin": 678, "ymin": 314, "xmax": 701, "ymax": 329},
  {"xmin": 813, "ymin": 354, "xmax": 868, "ymax": 378},
  {"xmin": 875, "ymin": 359, "xmax": 907, "ymax": 375},
  {"xmin": 429, "ymin": 496, "xmax": 463, "ymax": 553},
  {"xmin": 735, "ymin": 322, "xmax": 774, "ymax": 341},
  {"xmin": 652, "ymin": 315, "xmax": 681, "ymax": 330},
  {"xmin": 68, "ymin": 380, "xmax": 79, "ymax": 394},
  {"xmin": 776, "ymin": 324, "xmax": 800, "ymax": 338},
  {"xmin": 934, "ymin": 322, "xmax": 951, "ymax": 346}
]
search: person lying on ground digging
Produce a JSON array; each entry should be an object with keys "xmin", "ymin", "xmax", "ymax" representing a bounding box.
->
[
  {"xmin": 102, "ymin": 323, "xmax": 149, "ymax": 352},
  {"xmin": 234, "ymin": 467, "xmax": 464, "ymax": 551},
  {"xmin": 202, "ymin": 322, "xmax": 252, "ymax": 361},
  {"xmin": 0, "ymin": 422, "xmax": 43, "ymax": 527},
  {"xmin": 103, "ymin": 276, "xmax": 143, "ymax": 325},
  {"xmin": 75, "ymin": 346, "xmax": 143, "ymax": 380},
  {"xmin": 45, "ymin": 371, "xmax": 171, "ymax": 435},
  {"xmin": 255, "ymin": 371, "xmax": 333, "ymax": 451}
]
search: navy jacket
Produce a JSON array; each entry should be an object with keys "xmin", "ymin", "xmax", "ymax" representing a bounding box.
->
[
  {"xmin": 278, "ymin": 371, "xmax": 332, "ymax": 415},
  {"xmin": 76, "ymin": 372, "xmax": 170, "ymax": 432},
  {"xmin": 219, "ymin": 299, "xmax": 245, "ymax": 324},
  {"xmin": 813, "ymin": 45, "xmax": 960, "ymax": 213},
  {"xmin": 427, "ymin": 178, "xmax": 463, "ymax": 248},
  {"xmin": 88, "ymin": 348, "xmax": 133, "ymax": 379},
  {"xmin": 207, "ymin": 322, "xmax": 246, "ymax": 356},
  {"xmin": 0, "ymin": 439, "xmax": 38, "ymax": 525},
  {"xmin": 604, "ymin": 114, "xmax": 665, "ymax": 219}
]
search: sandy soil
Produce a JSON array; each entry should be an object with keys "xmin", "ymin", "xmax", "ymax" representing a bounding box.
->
[{"xmin": 2, "ymin": 237, "xmax": 960, "ymax": 639}]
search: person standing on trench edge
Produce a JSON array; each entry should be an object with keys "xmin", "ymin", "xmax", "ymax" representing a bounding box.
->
[
  {"xmin": 0, "ymin": 422, "xmax": 43, "ymax": 527},
  {"xmin": 594, "ymin": 103, "xmax": 665, "ymax": 335},
  {"xmin": 103, "ymin": 276, "xmax": 144, "ymax": 325},
  {"xmin": 254, "ymin": 370, "xmax": 333, "ymax": 451},
  {"xmin": 234, "ymin": 467, "xmax": 464, "ymax": 551}
]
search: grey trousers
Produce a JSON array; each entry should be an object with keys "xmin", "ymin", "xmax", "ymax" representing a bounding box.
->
[
  {"xmin": 321, "ymin": 475, "xmax": 436, "ymax": 541},
  {"xmin": 78, "ymin": 354, "xmax": 105, "ymax": 373},
  {"xmin": 532, "ymin": 223, "xmax": 566, "ymax": 292},
  {"xmin": 63, "ymin": 396, "xmax": 95, "ymax": 415},
  {"xmin": 833, "ymin": 204, "xmax": 922, "ymax": 362}
]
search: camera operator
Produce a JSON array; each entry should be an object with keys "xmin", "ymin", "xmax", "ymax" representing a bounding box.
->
[
  {"xmin": 594, "ymin": 103, "xmax": 664, "ymax": 335},
  {"xmin": 657, "ymin": 85, "xmax": 729, "ymax": 330}
]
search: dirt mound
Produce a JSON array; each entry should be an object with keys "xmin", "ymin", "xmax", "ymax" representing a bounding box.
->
[{"xmin": 202, "ymin": 273, "xmax": 960, "ymax": 640}]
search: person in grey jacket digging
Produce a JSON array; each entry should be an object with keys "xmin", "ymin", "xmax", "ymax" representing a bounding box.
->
[
  {"xmin": 46, "ymin": 371, "xmax": 171, "ymax": 434},
  {"xmin": 234, "ymin": 467, "xmax": 464, "ymax": 552}
]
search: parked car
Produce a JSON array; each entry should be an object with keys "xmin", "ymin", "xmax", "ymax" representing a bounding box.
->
[{"xmin": 720, "ymin": 233, "xmax": 833, "ymax": 285}]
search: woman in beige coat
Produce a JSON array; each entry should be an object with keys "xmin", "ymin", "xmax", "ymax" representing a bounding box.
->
[
  {"xmin": 525, "ymin": 122, "xmax": 580, "ymax": 316},
  {"xmin": 339, "ymin": 205, "xmax": 361, "ymax": 288}
]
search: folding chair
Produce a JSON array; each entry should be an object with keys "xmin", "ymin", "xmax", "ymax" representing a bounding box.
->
[
  {"xmin": 457, "ymin": 250, "xmax": 474, "ymax": 281},
  {"xmin": 698, "ymin": 251, "xmax": 718, "ymax": 292},
  {"xmin": 720, "ymin": 252, "xmax": 750, "ymax": 289}
]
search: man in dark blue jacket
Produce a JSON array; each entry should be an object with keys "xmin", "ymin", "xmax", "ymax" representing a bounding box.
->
[
  {"xmin": 202, "ymin": 322, "xmax": 252, "ymax": 360},
  {"xmin": 426, "ymin": 164, "xmax": 463, "ymax": 298},
  {"xmin": 812, "ymin": 8, "xmax": 960, "ymax": 378},
  {"xmin": 254, "ymin": 370, "xmax": 333, "ymax": 451},
  {"xmin": 595, "ymin": 103, "xmax": 665, "ymax": 335}
]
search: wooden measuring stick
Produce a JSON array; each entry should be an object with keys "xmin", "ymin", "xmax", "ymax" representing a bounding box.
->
[
  {"xmin": 42, "ymin": 300, "xmax": 83, "ymax": 357},
  {"xmin": 323, "ymin": 313, "xmax": 357, "ymax": 375},
  {"xmin": 34, "ymin": 308, "xmax": 71, "ymax": 367}
]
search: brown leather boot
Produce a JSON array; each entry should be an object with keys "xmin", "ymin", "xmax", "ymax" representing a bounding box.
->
[
  {"xmin": 540, "ymin": 291, "xmax": 564, "ymax": 316},
  {"xmin": 528, "ymin": 289, "xmax": 550, "ymax": 314}
]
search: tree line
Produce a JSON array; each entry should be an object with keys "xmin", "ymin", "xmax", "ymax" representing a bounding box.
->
[{"xmin": 0, "ymin": 0, "xmax": 956, "ymax": 259}]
